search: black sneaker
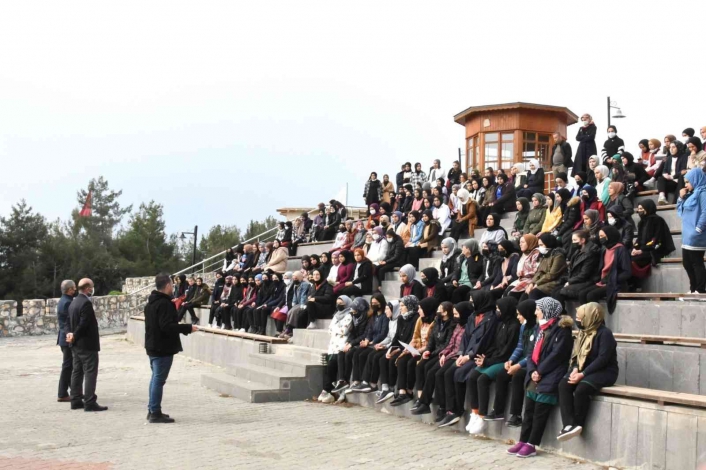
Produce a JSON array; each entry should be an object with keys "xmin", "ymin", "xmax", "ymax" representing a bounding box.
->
[
  {"xmin": 483, "ymin": 411, "xmax": 505, "ymax": 421},
  {"xmin": 437, "ymin": 413, "xmax": 461, "ymax": 428},
  {"xmin": 149, "ymin": 412, "xmax": 175, "ymax": 424},
  {"xmin": 146, "ymin": 412, "xmax": 170, "ymax": 420},
  {"xmin": 70, "ymin": 401, "xmax": 84, "ymax": 410},
  {"xmin": 411, "ymin": 403, "xmax": 431, "ymax": 415},
  {"xmin": 506, "ymin": 414, "xmax": 522, "ymax": 427},
  {"xmin": 557, "ymin": 425, "xmax": 583, "ymax": 442},
  {"xmin": 434, "ymin": 407, "xmax": 446, "ymax": 423},
  {"xmin": 390, "ymin": 395, "xmax": 412, "ymax": 407},
  {"xmin": 350, "ymin": 383, "xmax": 371, "ymax": 393},
  {"xmin": 375, "ymin": 390, "xmax": 394, "ymax": 404},
  {"xmin": 410, "ymin": 399, "xmax": 420, "ymax": 409},
  {"xmin": 332, "ymin": 381, "xmax": 349, "ymax": 394},
  {"xmin": 84, "ymin": 403, "xmax": 108, "ymax": 412}
]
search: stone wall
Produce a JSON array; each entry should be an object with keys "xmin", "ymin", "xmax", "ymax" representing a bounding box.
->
[{"xmin": 123, "ymin": 272, "xmax": 217, "ymax": 294}]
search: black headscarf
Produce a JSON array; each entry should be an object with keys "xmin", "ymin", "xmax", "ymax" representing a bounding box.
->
[
  {"xmin": 556, "ymin": 188, "xmax": 572, "ymax": 213},
  {"xmin": 517, "ymin": 299, "xmax": 537, "ymax": 327},
  {"xmin": 600, "ymin": 225, "xmax": 621, "ymax": 248},
  {"xmin": 421, "ymin": 267, "xmax": 440, "ymax": 287},
  {"xmin": 496, "ymin": 297, "xmax": 518, "ymax": 323},
  {"xmin": 454, "ymin": 301, "xmax": 474, "ymax": 326},
  {"xmin": 538, "ymin": 233, "xmax": 558, "ymax": 250},
  {"xmin": 636, "ymin": 200, "xmax": 675, "ymax": 257},
  {"xmin": 469, "ymin": 290, "xmax": 496, "ymax": 314},
  {"xmin": 419, "ymin": 297, "xmax": 440, "ymax": 324},
  {"xmin": 485, "ymin": 213, "xmax": 508, "ymax": 238}
]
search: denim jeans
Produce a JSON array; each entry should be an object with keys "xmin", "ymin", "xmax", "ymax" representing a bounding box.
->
[{"xmin": 148, "ymin": 355, "xmax": 174, "ymax": 414}]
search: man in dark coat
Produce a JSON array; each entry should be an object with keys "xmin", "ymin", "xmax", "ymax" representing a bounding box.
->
[
  {"xmin": 56, "ymin": 280, "xmax": 76, "ymax": 402},
  {"xmin": 144, "ymin": 273, "xmax": 196, "ymax": 423},
  {"xmin": 67, "ymin": 278, "xmax": 107, "ymax": 412}
]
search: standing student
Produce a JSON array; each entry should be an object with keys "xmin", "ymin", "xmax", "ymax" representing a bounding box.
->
[
  {"xmin": 364, "ymin": 172, "xmax": 383, "ymax": 206},
  {"xmin": 573, "ymin": 114, "xmax": 597, "ymax": 176},
  {"xmin": 144, "ymin": 273, "xmax": 197, "ymax": 423},
  {"xmin": 56, "ymin": 280, "xmax": 76, "ymax": 403},
  {"xmin": 677, "ymin": 168, "xmax": 706, "ymax": 293},
  {"xmin": 67, "ymin": 278, "xmax": 107, "ymax": 412}
]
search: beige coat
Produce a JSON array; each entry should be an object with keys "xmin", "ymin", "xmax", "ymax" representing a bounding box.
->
[{"xmin": 265, "ymin": 246, "xmax": 289, "ymax": 274}]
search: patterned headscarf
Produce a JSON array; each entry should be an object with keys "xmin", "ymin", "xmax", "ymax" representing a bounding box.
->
[
  {"xmin": 400, "ymin": 295, "xmax": 419, "ymax": 319},
  {"xmin": 536, "ymin": 297, "xmax": 562, "ymax": 321}
]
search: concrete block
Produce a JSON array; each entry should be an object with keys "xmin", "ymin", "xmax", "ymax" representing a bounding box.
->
[
  {"xmin": 609, "ymin": 402, "xmax": 639, "ymax": 467},
  {"xmin": 625, "ymin": 347, "xmax": 650, "ymax": 388},
  {"xmin": 648, "ymin": 349, "xmax": 674, "ymax": 392},
  {"xmin": 666, "ymin": 412, "xmax": 697, "ymax": 470},
  {"xmin": 682, "ymin": 304, "xmax": 706, "ymax": 339},
  {"xmin": 616, "ymin": 347, "xmax": 626, "ymax": 386},
  {"xmin": 673, "ymin": 350, "xmax": 700, "ymax": 395},
  {"xmin": 658, "ymin": 304, "xmax": 683, "ymax": 338},
  {"xmin": 697, "ymin": 416, "xmax": 706, "ymax": 468},
  {"xmin": 636, "ymin": 407, "xmax": 667, "ymax": 470},
  {"xmin": 560, "ymin": 399, "xmax": 612, "ymax": 462}
]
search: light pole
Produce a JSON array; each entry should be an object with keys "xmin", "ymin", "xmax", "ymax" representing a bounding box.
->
[
  {"xmin": 607, "ymin": 96, "xmax": 626, "ymax": 128},
  {"xmin": 179, "ymin": 225, "xmax": 198, "ymax": 269}
]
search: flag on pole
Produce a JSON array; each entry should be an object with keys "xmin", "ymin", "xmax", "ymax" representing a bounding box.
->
[{"xmin": 79, "ymin": 191, "xmax": 92, "ymax": 217}]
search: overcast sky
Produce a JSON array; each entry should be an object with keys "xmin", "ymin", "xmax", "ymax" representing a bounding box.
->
[{"xmin": 1, "ymin": 1, "xmax": 704, "ymax": 239}]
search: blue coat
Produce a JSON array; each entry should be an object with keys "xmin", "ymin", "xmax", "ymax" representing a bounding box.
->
[
  {"xmin": 678, "ymin": 187, "xmax": 706, "ymax": 249},
  {"xmin": 56, "ymin": 294, "xmax": 73, "ymax": 347}
]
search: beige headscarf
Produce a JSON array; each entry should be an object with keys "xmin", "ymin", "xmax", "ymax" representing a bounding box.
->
[{"xmin": 571, "ymin": 302, "xmax": 605, "ymax": 371}]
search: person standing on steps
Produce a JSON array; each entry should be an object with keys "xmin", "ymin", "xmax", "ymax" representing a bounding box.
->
[
  {"xmin": 56, "ymin": 280, "xmax": 76, "ymax": 403},
  {"xmin": 678, "ymin": 168, "xmax": 706, "ymax": 294},
  {"xmin": 67, "ymin": 278, "xmax": 108, "ymax": 412},
  {"xmin": 144, "ymin": 273, "xmax": 197, "ymax": 423}
]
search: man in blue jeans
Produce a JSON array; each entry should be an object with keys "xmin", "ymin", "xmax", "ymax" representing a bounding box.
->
[{"xmin": 144, "ymin": 273, "xmax": 197, "ymax": 423}]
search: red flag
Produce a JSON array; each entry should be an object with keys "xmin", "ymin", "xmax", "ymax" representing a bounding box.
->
[{"xmin": 79, "ymin": 191, "xmax": 92, "ymax": 217}]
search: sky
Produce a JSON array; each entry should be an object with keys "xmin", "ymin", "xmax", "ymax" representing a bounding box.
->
[{"xmin": 1, "ymin": 0, "xmax": 704, "ymax": 240}]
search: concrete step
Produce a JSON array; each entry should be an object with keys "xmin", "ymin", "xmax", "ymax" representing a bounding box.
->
[
  {"xmin": 639, "ymin": 263, "xmax": 688, "ymax": 293},
  {"xmin": 419, "ymin": 258, "xmax": 441, "ymax": 272},
  {"xmin": 247, "ymin": 352, "xmax": 322, "ymax": 376},
  {"xmin": 296, "ymin": 242, "xmax": 334, "ymax": 258},
  {"xmin": 381, "ymin": 280, "xmax": 399, "ymax": 300},
  {"xmin": 292, "ymin": 328, "xmax": 330, "ymax": 351},
  {"xmin": 225, "ymin": 362, "xmax": 308, "ymax": 389},
  {"xmin": 286, "ymin": 259, "xmax": 302, "ymax": 272},
  {"xmin": 273, "ymin": 344, "xmax": 326, "ymax": 362},
  {"xmin": 201, "ymin": 372, "xmax": 290, "ymax": 403}
]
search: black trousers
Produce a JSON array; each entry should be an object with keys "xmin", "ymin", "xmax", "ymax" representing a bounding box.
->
[
  {"xmin": 361, "ymin": 349, "xmax": 388, "ymax": 384},
  {"xmin": 657, "ymin": 176, "xmax": 678, "ymax": 198},
  {"xmin": 233, "ymin": 307, "xmax": 250, "ymax": 330},
  {"xmin": 505, "ymin": 289, "xmax": 524, "ymax": 301},
  {"xmin": 376, "ymin": 263, "xmax": 400, "ymax": 284},
  {"xmin": 579, "ymin": 285, "xmax": 607, "ymax": 304},
  {"xmin": 683, "ymin": 248, "xmax": 706, "ymax": 293},
  {"xmin": 70, "ymin": 348, "xmax": 99, "ymax": 406},
  {"xmin": 322, "ymin": 226, "xmax": 337, "ymax": 241},
  {"xmin": 451, "ymin": 285, "xmax": 473, "ymax": 303},
  {"xmin": 450, "ymin": 219, "xmax": 469, "ymax": 241},
  {"xmin": 435, "ymin": 361, "xmax": 459, "ymax": 411},
  {"xmin": 336, "ymin": 347, "xmax": 357, "ymax": 382},
  {"xmin": 419, "ymin": 357, "xmax": 444, "ymax": 405},
  {"xmin": 413, "ymin": 357, "xmax": 435, "ymax": 392},
  {"xmin": 324, "ymin": 354, "xmax": 338, "ymax": 393},
  {"xmin": 177, "ymin": 304, "xmax": 199, "ymax": 323},
  {"xmin": 256, "ymin": 307, "xmax": 271, "ymax": 332},
  {"xmin": 451, "ymin": 375, "xmax": 467, "ymax": 415},
  {"xmin": 520, "ymin": 397, "xmax": 554, "ymax": 446},
  {"xmin": 340, "ymin": 285, "xmax": 368, "ymax": 298},
  {"xmin": 208, "ymin": 303, "xmax": 221, "ymax": 325},
  {"xmin": 217, "ymin": 305, "xmax": 232, "ymax": 329},
  {"xmin": 405, "ymin": 247, "xmax": 423, "ymax": 270},
  {"xmin": 520, "ymin": 287, "xmax": 550, "ymax": 302},
  {"xmin": 395, "ymin": 354, "xmax": 417, "ymax": 391},
  {"xmin": 555, "ymin": 282, "xmax": 593, "ymax": 309},
  {"xmin": 244, "ymin": 307, "xmax": 258, "ymax": 331},
  {"xmin": 558, "ymin": 378, "xmax": 598, "ymax": 427},
  {"xmin": 379, "ymin": 352, "xmax": 399, "ymax": 387},
  {"xmin": 493, "ymin": 367, "xmax": 527, "ymax": 415},
  {"xmin": 352, "ymin": 347, "xmax": 375, "ymax": 382},
  {"xmin": 305, "ymin": 301, "xmax": 332, "ymax": 324},
  {"xmin": 58, "ymin": 345, "xmax": 73, "ymax": 398},
  {"xmin": 467, "ymin": 368, "xmax": 493, "ymax": 415}
]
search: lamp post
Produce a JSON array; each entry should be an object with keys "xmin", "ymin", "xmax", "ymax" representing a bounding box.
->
[
  {"xmin": 179, "ymin": 225, "xmax": 198, "ymax": 269},
  {"xmin": 607, "ymin": 96, "xmax": 626, "ymax": 128}
]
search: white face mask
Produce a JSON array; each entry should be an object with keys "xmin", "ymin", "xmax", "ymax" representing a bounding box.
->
[
  {"xmin": 538, "ymin": 319, "xmax": 548, "ymax": 326},
  {"xmin": 608, "ymin": 217, "xmax": 616, "ymax": 226},
  {"xmin": 370, "ymin": 209, "xmax": 376, "ymax": 215},
  {"xmin": 683, "ymin": 136, "xmax": 690, "ymax": 144},
  {"xmin": 581, "ymin": 120, "xmax": 588, "ymax": 126},
  {"xmin": 538, "ymin": 246, "xmax": 549, "ymax": 254},
  {"xmin": 608, "ymin": 132, "xmax": 616, "ymax": 139},
  {"xmin": 284, "ymin": 279, "xmax": 292, "ymax": 286},
  {"xmin": 372, "ymin": 234, "xmax": 380, "ymax": 241},
  {"xmin": 386, "ymin": 237, "xmax": 394, "ymax": 242}
]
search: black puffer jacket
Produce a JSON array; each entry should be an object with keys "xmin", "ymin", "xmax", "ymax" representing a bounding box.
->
[
  {"xmin": 347, "ymin": 313, "xmax": 370, "ymax": 346},
  {"xmin": 556, "ymin": 196, "xmax": 582, "ymax": 241},
  {"xmin": 384, "ymin": 234, "xmax": 406, "ymax": 266},
  {"xmin": 425, "ymin": 316, "xmax": 454, "ymax": 357},
  {"xmin": 144, "ymin": 291, "xmax": 193, "ymax": 357},
  {"xmin": 439, "ymin": 249, "xmax": 461, "ymax": 284},
  {"xmin": 391, "ymin": 312, "xmax": 420, "ymax": 348},
  {"xmin": 565, "ymin": 242, "xmax": 601, "ymax": 285}
]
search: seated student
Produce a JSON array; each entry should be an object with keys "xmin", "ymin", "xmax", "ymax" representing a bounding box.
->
[
  {"xmin": 579, "ymin": 185, "xmax": 606, "ymax": 223},
  {"xmin": 341, "ymin": 220, "xmax": 356, "ymax": 252},
  {"xmin": 554, "ymin": 230, "xmax": 600, "ymax": 308},
  {"xmin": 223, "ymin": 248, "xmax": 236, "ymax": 273},
  {"xmin": 516, "ymin": 159, "xmax": 545, "ymax": 199},
  {"xmin": 606, "ymin": 205, "xmax": 634, "ymax": 250},
  {"xmin": 351, "ymin": 300, "xmax": 401, "ymax": 394},
  {"xmin": 521, "ymin": 234, "xmax": 567, "ymax": 301},
  {"xmin": 299, "ymin": 255, "xmax": 312, "ymax": 281},
  {"xmin": 178, "ymin": 277, "xmax": 210, "ymax": 324},
  {"xmin": 322, "ymin": 205, "xmax": 342, "ymax": 241},
  {"xmin": 310, "ymin": 208, "xmax": 326, "ymax": 242},
  {"xmin": 510, "ymin": 163, "xmax": 526, "ymax": 190},
  {"xmin": 506, "ymin": 234, "xmax": 541, "ymax": 299},
  {"xmin": 656, "ymin": 140, "xmax": 689, "ymax": 205},
  {"xmin": 280, "ymin": 271, "xmax": 313, "ymax": 338},
  {"xmin": 477, "ymin": 176, "xmax": 497, "ymax": 225},
  {"xmin": 586, "ymin": 156, "xmax": 599, "ymax": 187},
  {"xmin": 554, "ymin": 193, "xmax": 582, "ymax": 251},
  {"xmin": 234, "ymin": 275, "xmax": 258, "ymax": 332},
  {"xmin": 365, "ymin": 203, "xmax": 381, "ymax": 230},
  {"xmin": 579, "ymin": 226, "xmax": 632, "ymax": 314},
  {"xmin": 488, "ymin": 240, "xmax": 520, "ymax": 298},
  {"xmin": 466, "ymin": 297, "xmax": 521, "ymax": 434},
  {"xmin": 552, "ymin": 172, "xmax": 574, "ymax": 198},
  {"xmin": 326, "ymin": 251, "xmax": 341, "ymax": 285},
  {"xmin": 351, "ymin": 220, "xmax": 367, "ymax": 250},
  {"xmin": 305, "ymin": 269, "xmax": 336, "ymax": 329},
  {"xmin": 523, "ymin": 193, "xmax": 547, "ymax": 236},
  {"xmin": 390, "ymin": 297, "xmax": 439, "ymax": 406},
  {"xmin": 412, "ymin": 302, "xmax": 473, "ymax": 414},
  {"xmin": 490, "ymin": 173, "xmax": 517, "ymax": 217},
  {"xmin": 510, "ymin": 198, "xmax": 530, "ymax": 240},
  {"xmin": 218, "ymin": 276, "xmax": 243, "ymax": 330},
  {"xmin": 414, "ymin": 210, "xmax": 441, "ymax": 266},
  {"xmin": 557, "ymin": 302, "xmax": 618, "ymax": 442},
  {"xmin": 432, "ymin": 195, "xmax": 452, "ymax": 233},
  {"xmin": 376, "ymin": 229, "xmax": 405, "ymax": 286},
  {"xmin": 347, "ymin": 293, "xmax": 389, "ymax": 392},
  {"xmin": 593, "ymin": 165, "xmax": 612, "ymax": 205},
  {"xmin": 439, "ymin": 238, "xmax": 461, "ymax": 291},
  {"xmin": 631, "ymin": 200, "xmax": 675, "ymax": 279},
  {"xmin": 480, "ymin": 213, "xmax": 508, "ymax": 247},
  {"xmin": 469, "ymin": 178, "xmax": 485, "ymax": 206},
  {"xmin": 475, "ymin": 242, "xmax": 503, "ymax": 292},
  {"xmin": 331, "ymin": 223, "xmax": 348, "ymax": 250},
  {"xmin": 621, "ymin": 152, "xmax": 649, "ymax": 192},
  {"xmin": 507, "ymin": 298, "xmax": 573, "ymax": 458},
  {"xmin": 395, "ymin": 263, "xmax": 423, "ymax": 299},
  {"xmin": 330, "ymin": 297, "xmax": 370, "ymax": 399},
  {"xmin": 319, "ymin": 252, "xmax": 332, "ymax": 280},
  {"xmin": 391, "ymin": 211, "xmax": 409, "ymax": 244},
  {"xmin": 450, "ymin": 239, "xmax": 483, "ymax": 303},
  {"xmin": 485, "ymin": 299, "xmax": 537, "ymax": 427},
  {"xmin": 450, "ymin": 188, "xmax": 479, "ymax": 240},
  {"xmin": 208, "ymin": 271, "xmax": 225, "ymax": 325},
  {"xmin": 420, "ymin": 267, "xmax": 447, "ymax": 302},
  {"xmin": 340, "ymin": 248, "xmax": 373, "ymax": 297},
  {"xmin": 438, "ymin": 291, "xmax": 499, "ymax": 427},
  {"xmin": 582, "ymin": 209, "xmax": 603, "ymax": 245},
  {"xmin": 604, "ymin": 182, "xmax": 634, "ymax": 219},
  {"xmin": 291, "ymin": 212, "xmax": 313, "ymax": 255},
  {"xmin": 251, "ymin": 242, "xmax": 269, "ymax": 276},
  {"xmin": 540, "ymin": 191, "xmax": 565, "ymax": 235},
  {"xmin": 332, "ymin": 250, "xmax": 355, "ymax": 296},
  {"xmin": 260, "ymin": 272, "xmax": 287, "ymax": 336},
  {"xmin": 264, "ymin": 239, "xmax": 289, "ymax": 274},
  {"xmin": 246, "ymin": 272, "xmax": 273, "ymax": 334},
  {"xmin": 374, "ymin": 295, "xmax": 421, "ymax": 404},
  {"xmin": 367, "ymin": 226, "xmax": 389, "ymax": 266},
  {"xmin": 317, "ymin": 296, "xmax": 354, "ymax": 403}
]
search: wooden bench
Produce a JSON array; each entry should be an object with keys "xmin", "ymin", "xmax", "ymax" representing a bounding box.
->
[
  {"xmin": 617, "ymin": 292, "xmax": 706, "ymax": 300},
  {"xmin": 660, "ymin": 257, "xmax": 706, "ymax": 264},
  {"xmin": 601, "ymin": 385, "xmax": 706, "ymax": 408},
  {"xmin": 614, "ymin": 333, "xmax": 706, "ymax": 348},
  {"xmin": 656, "ymin": 204, "xmax": 676, "ymax": 211},
  {"xmin": 636, "ymin": 190, "xmax": 658, "ymax": 197},
  {"xmin": 129, "ymin": 316, "xmax": 287, "ymax": 344}
]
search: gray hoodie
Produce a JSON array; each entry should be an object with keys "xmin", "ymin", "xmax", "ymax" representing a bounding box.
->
[{"xmin": 379, "ymin": 300, "xmax": 401, "ymax": 348}]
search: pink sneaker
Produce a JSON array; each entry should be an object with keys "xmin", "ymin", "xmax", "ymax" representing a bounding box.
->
[
  {"xmin": 507, "ymin": 442, "xmax": 525, "ymax": 455},
  {"xmin": 516, "ymin": 443, "xmax": 536, "ymax": 458}
]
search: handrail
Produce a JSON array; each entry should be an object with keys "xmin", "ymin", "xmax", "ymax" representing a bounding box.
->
[{"xmin": 126, "ymin": 207, "xmax": 321, "ymax": 296}]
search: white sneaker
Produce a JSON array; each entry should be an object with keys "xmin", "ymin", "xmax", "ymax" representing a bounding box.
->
[
  {"xmin": 306, "ymin": 322, "xmax": 317, "ymax": 330},
  {"xmin": 469, "ymin": 414, "xmax": 487, "ymax": 435},
  {"xmin": 465, "ymin": 413, "xmax": 479, "ymax": 432},
  {"xmin": 317, "ymin": 391, "xmax": 327, "ymax": 402},
  {"xmin": 238, "ymin": 328, "xmax": 246, "ymax": 332},
  {"xmin": 644, "ymin": 178, "xmax": 656, "ymax": 189},
  {"xmin": 320, "ymin": 391, "xmax": 335, "ymax": 404}
]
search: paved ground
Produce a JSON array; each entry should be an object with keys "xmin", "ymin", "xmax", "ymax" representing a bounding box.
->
[{"xmin": 0, "ymin": 334, "xmax": 602, "ymax": 470}]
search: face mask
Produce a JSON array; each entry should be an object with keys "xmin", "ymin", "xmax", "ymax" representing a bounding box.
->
[
  {"xmin": 538, "ymin": 319, "xmax": 548, "ymax": 326},
  {"xmin": 581, "ymin": 194, "xmax": 589, "ymax": 202},
  {"xmin": 538, "ymin": 247, "xmax": 549, "ymax": 255},
  {"xmin": 608, "ymin": 132, "xmax": 616, "ymax": 139},
  {"xmin": 381, "ymin": 222, "xmax": 389, "ymax": 228},
  {"xmin": 387, "ymin": 237, "xmax": 393, "ymax": 242},
  {"xmin": 481, "ymin": 248, "xmax": 490, "ymax": 256},
  {"xmin": 637, "ymin": 211, "xmax": 646, "ymax": 218},
  {"xmin": 576, "ymin": 321, "xmax": 584, "ymax": 330},
  {"xmin": 339, "ymin": 227, "xmax": 346, "ymax": 232},
  {"xmin": 249, "ymin": 282, "xmax": 256, "ymax": 286},
  {"xmin": 372, "ymin": 234, "xmax": 380, "ymax": 241},
  {"xmin": 372, "ymin": 305, "xmax": 379, "ymax": 312},
  {"xmin": 226, "ymin": 281, "xmax": 233, "ymax": 286},
  {"xmin": 336, "ymin": 304, "xmax": 346, "ymax": 312},
  {"xmin": 683, "ymin": 136, "xmax": 690, "ymax": 143},
  {"xmin": 293, "ymin": 280, "xmax": 300, "ymax": 285},
  {"xmin": 421, "ymin": 278, "xmax": 429, "ymax": 286},
  {"xmin": 608, "ymin": 217, "xmax": 616, "ymax": 226},
  {"xmin": 572, "ymin": 242, "xmax": 581, "ymax": 251},
  {"xmin": 581, "ymin": 120, "xmax": 588, "ymax": 126},
  {"xmin": 499, "ymin": 250, "xmax": 510, "ymax": 258},
  {"xmin": 576, "ymin": 179, "xmax": 583, "ymax": 186},
  {"xmin": 370, "ymin": 209, "xmax": 376, "ymax": 215},
  {"xmin": 284, "ymin": 279, "xmax": 291, "ymax": 286},
  {"xmin": 599, "ymin": 237, "xmax": 608, "ymax": 245}
]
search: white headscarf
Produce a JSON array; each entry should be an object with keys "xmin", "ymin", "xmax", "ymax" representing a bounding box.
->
[{"xmin": 528, "ymin": 159, "xmax": 540, "ymax": 174}]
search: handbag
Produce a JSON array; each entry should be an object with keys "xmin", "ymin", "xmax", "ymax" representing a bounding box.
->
[{"xmin": 271, "ymin": 305, "xmax": 288, "ymax": 322}]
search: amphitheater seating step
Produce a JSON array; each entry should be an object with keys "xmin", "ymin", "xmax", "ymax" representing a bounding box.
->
[
  {"xmin": 614, "ymin": 333, "xmax": 706, "ymax": 347},
  {"xmin": 296, "ymin": 241, "xmax": 334, "ymax": 257},
  {"xmin": 602, "ymin": 385, "xmax": 706, "ymax": 408},
  {"xmin": 197, "ymin": 324, "xmax": 288, "ymax": 344},
  {"xmin": 200, "ymin": 372, "xmax": 292, "ymax": 403}
]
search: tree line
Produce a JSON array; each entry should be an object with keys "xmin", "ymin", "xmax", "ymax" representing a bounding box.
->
[{"xmin": 0, "ymin": 176, "xmax": 278, "ymax": 305}]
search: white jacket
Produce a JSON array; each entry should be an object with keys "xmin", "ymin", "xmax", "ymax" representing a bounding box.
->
[
  {"xmin": 367, "ymin": 240, "xmax": 389, "ymax": 265},
  {"xmin": 328, "ymin": 313, "xmax": 352, "ymax": 354},
  {"xmin": 433, "ymin": 204, "xmax": 452, "ymax": 233}
]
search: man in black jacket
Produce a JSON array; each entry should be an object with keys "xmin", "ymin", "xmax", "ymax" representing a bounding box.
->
[
  {"xmin": 554, "ymin": 230, "xmax": 600, "ymax": 309},
  {"xmin": 56, "ymin": 280, "xmax": 76, "ymax": 402},
  {"xmin": 144, "ymin": 273, "xmax": 197, "ymax": 423},
  {"xmin": 67, "ymin": 278, "xmax": 107, "ymax": 412}
]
